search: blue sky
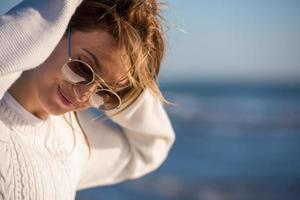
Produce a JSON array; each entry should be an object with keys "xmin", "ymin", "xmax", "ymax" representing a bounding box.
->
[
  {"xmin": 160, "ymin": 0, "xmax": 300, "ymax": 83},
  {"xmin": 1, "ymin": 0, "xmax": 300, "ymax": 83}
]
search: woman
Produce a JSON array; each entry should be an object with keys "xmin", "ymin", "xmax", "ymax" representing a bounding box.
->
[{"xmin": 0, "ymin": 0, "xmax": 175, "ymax": 199}]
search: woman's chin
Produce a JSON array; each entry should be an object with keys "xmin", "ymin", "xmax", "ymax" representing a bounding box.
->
[
  {"xmin": 40, "ymin": 85, "xmax": 90, "ymax": 115},
  {"xmin": 49, "ymin": 110, "xmax": 68, "ymax": 116},
  {"xmin": 41, "ymin": 99, "xmax": 72, "ymax": 116},
  {"xmin": 43, "ymin": 106, "xmax": 67, "ymax": 116}
]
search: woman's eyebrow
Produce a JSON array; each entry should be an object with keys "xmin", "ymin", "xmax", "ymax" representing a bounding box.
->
[{"xmin": 80, "ymin": 48, "xmax": 101, "ymax": 70}]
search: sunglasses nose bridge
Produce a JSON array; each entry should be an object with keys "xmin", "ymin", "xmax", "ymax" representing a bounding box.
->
[{"xmin": 73, "ymin": 82, "xmax": 98, "ymax": 102}]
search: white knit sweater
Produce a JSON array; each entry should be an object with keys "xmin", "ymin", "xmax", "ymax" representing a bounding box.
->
[{"xmin": 0, "ymin": 0, "xmax": 175, "ymax": 199}]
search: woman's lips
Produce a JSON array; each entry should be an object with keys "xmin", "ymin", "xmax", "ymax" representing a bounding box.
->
[{"xmin": 57, "ymin": 85, "xmax": 74, "ymax": 107}]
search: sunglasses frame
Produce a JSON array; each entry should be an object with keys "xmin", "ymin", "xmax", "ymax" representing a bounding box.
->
[{"xmin": 62, "ymin": 27, "xmax": 122, "ymax": 110}]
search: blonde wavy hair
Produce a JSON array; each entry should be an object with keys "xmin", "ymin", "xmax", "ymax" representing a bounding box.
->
[
  {"xmin": 64, "ymin": 0, "xmax": 167, "ymax": 157},
  {"xmin": 68, "ymin": 0, "xmax": 166, "ymax": 108}
]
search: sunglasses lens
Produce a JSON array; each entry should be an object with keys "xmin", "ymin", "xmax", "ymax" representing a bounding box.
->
[
  {"xmin": 90, "ymin": 89, "xmax": 121, "ymax": 110},
  {"xmin": 62, "ymin": 60, "xmax": 121, "ymax": 110},
  {"xmin": 62, "ymin": 61, "xmax": 94, "ymax": 84}
]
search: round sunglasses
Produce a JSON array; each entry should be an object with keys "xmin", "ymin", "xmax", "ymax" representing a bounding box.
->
[{"xmin": 61, "ymin": 28, "xmax": 122, "ymax": 110}]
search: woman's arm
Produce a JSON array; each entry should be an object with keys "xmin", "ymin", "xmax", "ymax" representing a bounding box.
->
[
  {"xmin": 76, "ymin": 88, "xmax": 175, "ymax": 190},
  {"xmin": 0, "ymin": 0, "xmax": 82, "ymax": 98}
]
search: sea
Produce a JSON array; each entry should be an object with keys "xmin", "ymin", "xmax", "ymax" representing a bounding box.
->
[{"xmin": 76, "ymin": 82, "xmax": 300, "ymax": 200}]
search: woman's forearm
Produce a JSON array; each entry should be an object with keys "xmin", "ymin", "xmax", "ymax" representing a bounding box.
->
[{"xmin": 0, "ymin": 0, "xmax": 83, "ymax": 76}]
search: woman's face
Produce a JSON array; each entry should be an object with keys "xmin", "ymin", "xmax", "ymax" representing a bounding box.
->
[{"xmin": 32, "ymin": 30, "xmax": 128, "ymax": 116}]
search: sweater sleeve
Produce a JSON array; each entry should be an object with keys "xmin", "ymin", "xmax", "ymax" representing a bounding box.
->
[
  {"xmin": 0, "ymin": 0, "xmax": 83, "ymax": 99},
  {"xmin": 76, "ymin": 88, "xmax": 175, "ymax": 190}
]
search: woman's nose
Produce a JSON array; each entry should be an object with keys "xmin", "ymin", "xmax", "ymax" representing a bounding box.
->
[{"xmin": 73, "ymin": 83, "xmax": 98, "ymax": 103}]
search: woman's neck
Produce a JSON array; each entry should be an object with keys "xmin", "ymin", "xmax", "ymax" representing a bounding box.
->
[{"xmin": 8, "ymin": 71, "xmax": 49, "ymax": 120}]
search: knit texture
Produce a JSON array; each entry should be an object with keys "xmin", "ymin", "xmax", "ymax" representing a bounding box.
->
[
  {"xmin": 0, "ymin": 93, "xmax": 89, "ymax": 200},
  {"xmin": 0, "ymin": 0, "xmax": 175, "ymax": 199},
  {"xmin": 0, "ymin": 0, "xmax": 82, "ymax": 76}
]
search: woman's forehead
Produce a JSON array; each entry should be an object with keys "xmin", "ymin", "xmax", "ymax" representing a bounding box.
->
[{"xmin": 74, "ymin": 31, "xmax": 129, "ymax": 83}]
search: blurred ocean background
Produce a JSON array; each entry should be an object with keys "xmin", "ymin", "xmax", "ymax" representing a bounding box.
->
[
  {"xmin": 76, "ymin": 82, "xmax": 300, "ymax": 200},
  {"xmin": 75, "ymin": 0, "xmax": 300, "ymax": 198},
  {"xmin": 1, "ymin": 0, "xmax": 300, "ymax": 199}
]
